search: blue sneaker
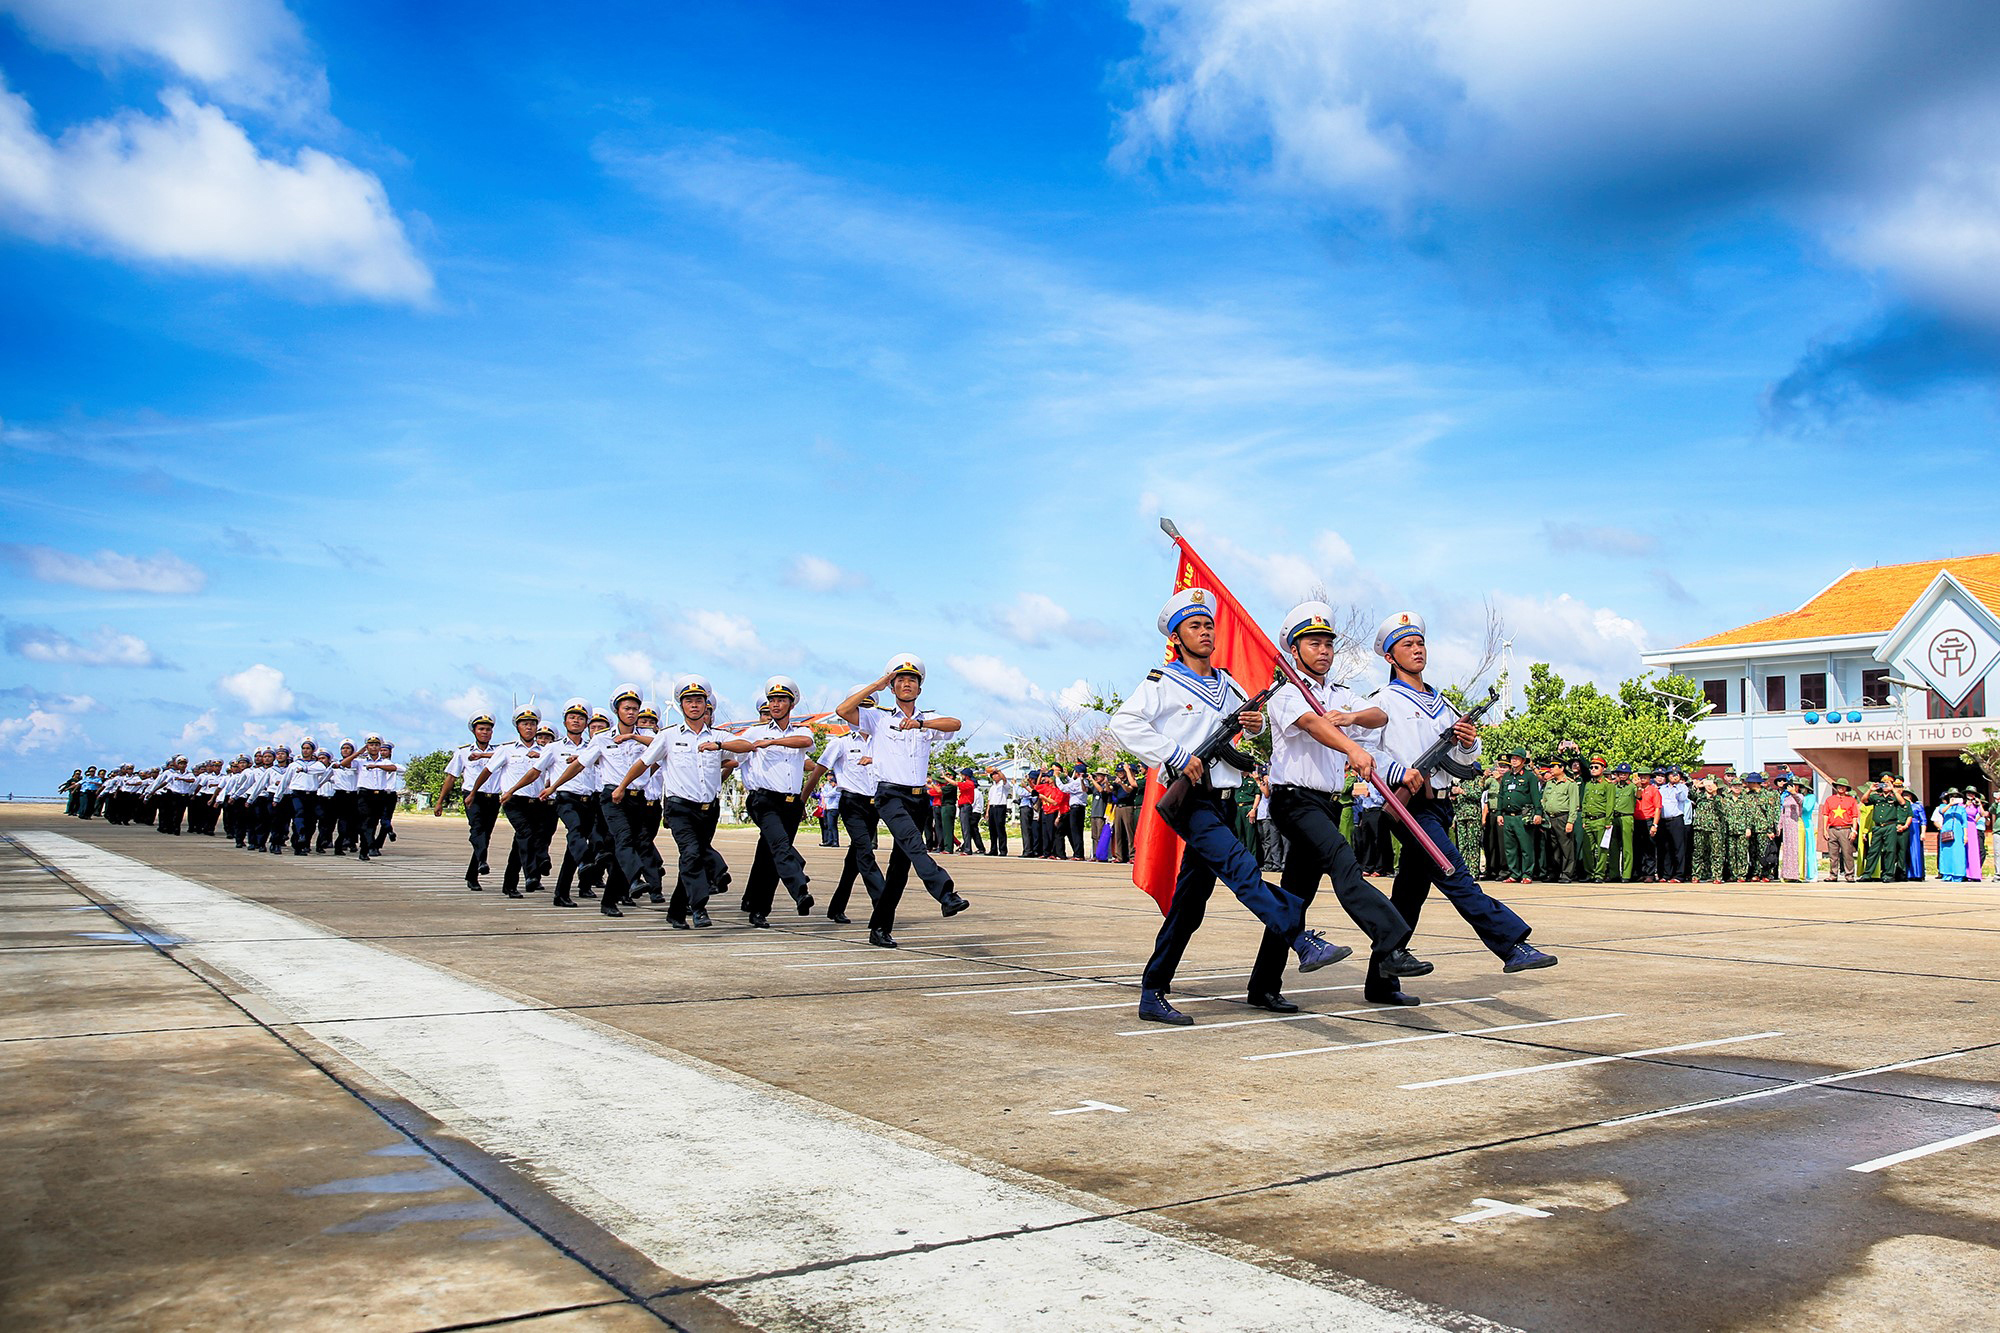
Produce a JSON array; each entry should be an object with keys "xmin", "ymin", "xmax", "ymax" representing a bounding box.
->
[
  {"xmin": 1502, "ymin": 941, "xmax": 1558, "ymax": 973},
  {"xmin": 1138, "ymin": 988, "xmax": 1193, "ymax": 1026},
  {"xmin": 1293, "ymin": 930, "xmax": 1354, "ymax": 973}
]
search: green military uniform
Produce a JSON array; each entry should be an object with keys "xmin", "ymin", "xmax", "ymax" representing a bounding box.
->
[
  {"xmin": 1608, "ymin": 768, "xmax": 1638, "ymax": 881},
  {"xmin": 1452, "ymin": 783, "xmax": 1483, "ymax": 867},
  {"xmin": 1689, "ymin": 782, "xmax": 1721, "ymax": 881},
  {"xmin": 1719, "ymin": 778, "xmax": 1753, "ymax": 881},
  {"xmin": 1864, "ymin": 781, "xmax": 1907, "ymax": 882},
  {"xmin": 1579, "ymin": 771, "xmax": 1616, "ymax": 881},
  {"xmin": 1746, "ymin": 779, "xmax": 1779, "ymax": 879},
  {"xmin": 1494, "ymin": 754, "xmax": 1543, "ymax": 880},
  {"xmin": 1541, "ymin": 770, "xmax": 1579, "ymax": 881}
]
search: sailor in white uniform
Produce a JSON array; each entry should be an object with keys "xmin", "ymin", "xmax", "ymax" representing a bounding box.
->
[
  {"xmin": 736, "ymin": 676, "xmax": 817, "ymax": 926},
  {"xmin": 611, "ymin": 675, "xmax": 738, "ymax": 929},
  {"xmin": 805, "ymin": 721, "xmax": 883, "ymax": 925},
  {"xmin": 515, "ymin": 700, "xmax": 597, "ymax": 904},
  {"xmin": 1357, "ymin": 611, "xmax": 1556, "ymax": 1001},
  {"xmin": 436, "ymin": 714, "xmax": 502, "ymax": 888},
  {"xmin": 1106, "ymin": 588, "xmax": 1352, "ymax": 1026}
]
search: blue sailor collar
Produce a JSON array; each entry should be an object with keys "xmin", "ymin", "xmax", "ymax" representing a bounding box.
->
[
  {"xmin": 1162, "ymin": 659, "xmax": 1234, "ymax": 709},
  {"xmin": 1388, "ymin": 677, "xmax": 1452, "ymax": 718}
]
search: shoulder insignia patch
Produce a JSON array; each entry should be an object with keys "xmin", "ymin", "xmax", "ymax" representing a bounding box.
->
[{"xmin": 1146, "ymin": 669, "xmax": 1163, "ymax": 681}]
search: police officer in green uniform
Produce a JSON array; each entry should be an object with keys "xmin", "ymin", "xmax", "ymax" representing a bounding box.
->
[
  {"xmin": 1608, "ymin": 763, "xmax": 1639, "ymax": 882},
  {"xmin": 1494, "ymin": 749, "xmax": 1542, "ymax": 882},
  {"xmin": 1541, "ymin": 762, "xmax": 1579, "ymax": 882},
  {"xmin": 1578, "ymin": 757, "xmax": 1615, "ymax": 880},
  {"xmin": 1864, "ymin": 775, "xmax": 1907, "ymax": 883}
]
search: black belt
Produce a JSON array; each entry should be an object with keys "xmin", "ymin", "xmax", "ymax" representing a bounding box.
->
[
  {"xmin": 749, "ymin": 789, "xmax": 800, "ymax": 803},
  {"xmin": 1271, "ymin": 782, "xmax": 1337, "ymax": 798},
  {"xmin": 665, "ymin": 796, "xmax": 716, "ymax": 811}
]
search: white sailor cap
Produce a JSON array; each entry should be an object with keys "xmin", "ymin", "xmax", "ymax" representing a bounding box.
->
[
  {"xmin": 610, "ymin": 683, "xmax": 642, "ymax": 708},
  {"xmin": 636, "ymin": 704, "xmax": 660, "ymax": 722},
  {"xmin": 1283, "ymin": 600, "xmax": 1337, "ymax": 649},
  {"xmin": 885, "ymin": 652, "xmax": 925, "ymax": 681},
  {"xmin": 468, "ymin": 713, "xmax": 495, "ymax": 729},
  {"xmin": 1375, "ymin": 611, "xmax": 1426, "ymax": 656},
  {"xmin": 300, "ymin": 735, "xmax": 315, "ymax": 747},
  {"xmin": 764, "ymin": 674, "xmax": 799, "ymax": 700},
  {"xmin": 589, "ymin": 708, "xmax": 610, "ymax": 725},
  {"xmin": 339, "ymin": 737, "xmax": 355, "ymax": 749},
  {"xmin": 1157, "ymin": 587, "xmax": 1214, "ymax": 637},
  {"xmin": 363, "ymin": 733, "xmax": 382, "ymax": 743},
  {"xmin": 561, "ymin": 696, "xmax": 590, "ymax": 717},
  {"xmin": 512, "ymin": 704, "xmax": 540, "ymax": 724},
  {"xmin": 172, "ymin": 753, "xmax": 186, "ymax": 763},
  {"xmin": 675, "ymin": 674, "xmax": 713, "ymax": 702}
]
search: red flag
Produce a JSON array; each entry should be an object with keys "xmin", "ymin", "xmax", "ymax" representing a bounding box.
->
[{"xmin": 1130, "ymin": 541, "xmax": 1282, "ymax": 913}]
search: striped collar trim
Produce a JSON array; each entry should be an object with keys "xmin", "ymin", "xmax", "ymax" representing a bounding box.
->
[
  {"xmin": 1163, "ymin": 660, "xmax": 1230, "ymax": 706},
  {"xmin": 1389, "ymin": 678, "xmax": 1450, "ymax": 717}
]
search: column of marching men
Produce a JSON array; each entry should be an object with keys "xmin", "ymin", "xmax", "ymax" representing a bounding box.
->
[
  {"xmin": 59, "ymin": 598, "xmax": 1564, "ymax": 1025},
  {"xmin": 68, "ymin": 737, "xmax": 406, "ymax": 857}
]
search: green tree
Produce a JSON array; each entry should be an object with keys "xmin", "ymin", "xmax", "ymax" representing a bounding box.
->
[
  {"xmin": 402, "ymin": 748, "xmax": 453, "ymax": 811},
  {"xmin": 1962, "ymin": 729, "xmax": 2000, "ymax": 790},
  {"xmin": 1480, "ymin": 665, "xmax": 1705, "ymax": 770}
]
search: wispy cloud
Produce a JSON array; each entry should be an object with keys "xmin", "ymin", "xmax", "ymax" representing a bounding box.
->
[
  {"xmin": 0, "ymin": 543, "xmax": 206, "ymax": 593},
  {"xmin": 1543, "ymin": 521, "xmax": 1660, "ymax": 560},
  {"xmin": 5, "ymin": 622, "xmax": 166, "ymax": 668},
  {"xmin": 784, "ymin": 554, "xmax": 868, "ymax": 593}
]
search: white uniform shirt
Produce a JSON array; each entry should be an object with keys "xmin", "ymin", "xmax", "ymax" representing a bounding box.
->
[
  {"xmin": 1106, "ymin": 661, "xmax": 1251, "ymax": 790},
  {"xmin": 535, "ymin": 736, "xmax": 593, "ymax": 795},
  {"xmin": 855, "ymin": 703, "xmax": 941, "ymax": 788},
  {"xmin": 155, "ymin": 770, "xmax": 197, "ymax": 796},
  {"xmin": 817, "ymin": 731, "xmax": 879, "ymax": 798},
  {"xmin": 737, "ymin": 721, "xmax": 812, "ymax": 794},
  {"xmin": 578, "ymin": 729, "xmax": 652, "ymax": 791},
  {"xmin": 283, "ymin": 760, "xmax": 320, "ymax": 794},
  {"xmin": 638, "ymin": 731, "xmax": 666, "ymax": 799},
  {"xmin": 482, "ymin": 740, "xmax": 549, "ymax": 799},
  {"xmin": 356, "ymin": 756, "xmax": 399, "ymax": 792},
  {"xmin": 986, "ymin": 779, "xmax": 1011, "ymax": 809},
  {"xmin": 447, "ymin": 743, "xmax": 504, "ymax": 794},
  {"xmin": 643, "ymin": 724, "xmax": 730, "ymax": 803},
  {"xmin": 1268, "ymin": 672, "xmax": 1368, "ymax": 792},
  {"xmin": 1358, "ymin": 679, "xmax": 1480, "ymax": 793},
  {"xmin": 315, "ymin": 761, "xmax": 338, "ymax": 795},
  {"xmin": 329, "ymin": 757, "xmax": 360, "ymax": 793},
  {"xmin": 244, "ymin": 766, "xmax": 276, "ymax": 798}
]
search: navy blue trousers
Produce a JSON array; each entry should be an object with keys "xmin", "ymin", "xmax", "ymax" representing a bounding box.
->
[
  {"xmin": 1365, "ymin": 796, "xmax": 1530, "ymax": 991},
  {"xmin": 1143, "ymin": 789, "xmax": 1306, "ymax": 992}
]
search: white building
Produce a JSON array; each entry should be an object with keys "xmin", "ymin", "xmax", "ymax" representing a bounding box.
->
[{"xmin": 1641, "ymin": 555, "xmax": 2000, "ymax": 797}]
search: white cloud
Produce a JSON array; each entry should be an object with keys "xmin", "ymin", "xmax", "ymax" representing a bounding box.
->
[
  {"xmin": 784, "ymin": 554, "xmax": 867, "ymax": 593},
  {"xmin": 605, "ymin": 650, "xmax": 658, "ymax": 685},
  {"xmin": 4, "ymin": 622, "xmax": 163, "ymax": 667},
  {"xmin": 0, "ymin": 706, "xmax": 84, "ymax": 755},
  {"xmin": 180, "ymin": 709, "xmax": 218, "ymax": 746},
  {"xmin": 1, "ymin": 543, "xmax": 205, "ymax": 593},
  {"xmin": 217, "ymin": 663, "xmax": 294, "ymax": 716},
  {"xmin": 1119, "ymin": 0, "xmax": 2000, "ymax": 330},
  {"xmin": 682, "ymin": 609, "xmax": 767, "ymax": 666},
  {"xmin": 1053, "ymin": 679, "xmax": 1097, "ymax": 711},
  {"xmin": 442, "ymin": 685, "xmax": 493, "ymax": 723},
  {"xmin": 948, "ymin": 653, "xmax": 1045, "ymax": 704},
  {"xmin": 1491, "ymin": 592, "xmax": 1652, "ymax": 688},
  {"xmin": 995, "ymin": 592, "xmax": 1114, "ymax": 649},
  {"xmin": 0, "ymin": 0, "xmax": 324, "ymax": 117},
  {"xmin": 0, "ymin": 82, "xmax": 431, "ymax": 301}
]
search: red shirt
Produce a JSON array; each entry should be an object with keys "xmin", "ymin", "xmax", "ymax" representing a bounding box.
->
[
  {"xmin": 957, "ymin": 778, "xmax": 976, "ymax": 807},
  {"xmin": 1636, "ymin": 785, "xmax": 1661, "ymax": 820},
  {"xmin": 1823, "ymin": 795, "xmax": 1857, "ymax": 828}
]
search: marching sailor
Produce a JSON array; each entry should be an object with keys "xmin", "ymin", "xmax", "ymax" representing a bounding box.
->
[
  {"xmin": 1258, "ymin": 601, "xmax": 1433, "ymax": 1009},
  {"xmin": 435, "ymin": 714, "xmax": 502, "ymax": 889},
  {"xmin": 473, "ymin": 706, "xmax": 552, "ymax": 899},
  {"xmin": 1357, "ymin": 612, "xmax": 1557, "ymax": 1003},
  {"xmin": 1107, "ymin": 589, "xmax": 1352, "ymax": 1025},
  {"xmin": 610, "ymin": 675, "xmax": 737, "ymax": 929},
  {"xmin": 834, "ymin": 654, "xmax": 970, "ymax": 948},
  {"xmin": 515, "ymin": 699, "xmax": 599, "ymax": 904},
  {"xmin": 735, "ymin": 676, "xmax": 817, "ymax": 927},
  {"xmin": 541, "ymin": 686, "xmax": 655, "ymax": 916},
  {"xmin": 805, "ymin": 717, "xmax": 884, "ymax": 925}
]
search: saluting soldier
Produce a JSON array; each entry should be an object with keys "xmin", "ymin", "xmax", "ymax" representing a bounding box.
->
[
  {"xmin": 435, "ymin": 714, "xmax": 502, "ymax": 889},
  {"xmin": 1105, "ymin": 591, "xmax": 1351, "ymax": 1026},
  {"xmin": 1719, "ymin": 772, "xmax": 1754, "ymax": 882},
  {"xmin": 1689, "ymin": 776, "xmax": 1722, "ymax": 881},
  {"xmin": 834, "ymin": 654, "xmax": 971, "ymax": 949},
  {"xmin": 1257, "ymin": 601, "xmax": 1432, "ymax": 1011}
]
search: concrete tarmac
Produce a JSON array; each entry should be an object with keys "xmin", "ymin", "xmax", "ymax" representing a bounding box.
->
[{"xmin": 4, "ymin": 806, "xmax": 1996, "ymax": 1331}]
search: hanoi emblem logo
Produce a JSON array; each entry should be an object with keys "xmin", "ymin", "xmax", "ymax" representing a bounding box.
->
[{"xmin": 1929, "ymin": 629, "xmax": 1976, "ymax": 685}]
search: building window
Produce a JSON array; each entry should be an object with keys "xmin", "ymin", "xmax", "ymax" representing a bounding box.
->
[
  {"xmin": 1860, "ymin": 668, "xmax": 1890, "ymax": 706},
  {"xmin": 1800, "ymin": 672, "xmax": 1828, "ymax": 710},
  {"xmin": 1703, "ymin": 679, "xmax": 1728, "ymax": 715},
  {"xmin": 1929, "ymin": 682, "xmax": 1986, "ymax": 720},
  {"xmin": 1765, "ymin": 676, "xmax": 1787, "ymax": 712}
]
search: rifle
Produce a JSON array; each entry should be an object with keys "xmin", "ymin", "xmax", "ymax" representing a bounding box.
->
[
  {"xmin": 1152, "ymin": 680, "xmax": 1277, "ymax": 824},
  {"xmin": 1404, "ymin": 687, "xmax": 1501, "ymax": 784}
]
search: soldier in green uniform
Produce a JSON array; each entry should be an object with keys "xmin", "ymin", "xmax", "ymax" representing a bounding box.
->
[
  {"xmin": 1608, "ymin": 763, "xmax": 1639, "ymax": 882},
  {"xmin": 1541, "ymin": 762, "xmax": 1579, "ymax": 882},
  {"xmin": 1717, "ymin": 771, "xmax": 1751, "ymax": 882},
  {"xmin": 1494, "ymin": 749, "xmax": 1543, "ymax": 882},
  {"xmin": 1451, "ymin": 781, "xmax": 1483, "ymax": 867},
  {"xmin": 1688, "ymin": 775, "xmax": 1721, "ymax": 881},
  {"xmin": 1578, "ymin": 757, "xmax": 1615, "ymax": 881},
  {"xmin": 1864, "ymin": 775, "xmax": 1906, "ymax": 883},
  {"xmin": 1741, "ymin": 772, "xmax": 1778, "ymax": 880}
]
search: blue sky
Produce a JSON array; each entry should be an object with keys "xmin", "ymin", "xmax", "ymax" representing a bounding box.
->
[{"xmin": 3, "ymin": 0, "xmax": 1998, "ymax": 789}]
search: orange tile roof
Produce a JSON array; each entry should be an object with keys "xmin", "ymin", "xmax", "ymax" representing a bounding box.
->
[{"xmin": 1679, "ymin": 553, "xmax": 2000, "ymax": 649}]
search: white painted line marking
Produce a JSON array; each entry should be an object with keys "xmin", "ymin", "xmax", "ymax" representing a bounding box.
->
[
  {"xmin": 1250, "ymin": 1014, "xmax": 1625, "ymax": 1063},
  {"xmin": 1117, "ymin": 998, "xmax": 1491, "ymax": 1038},
  {"xmin": 1400, "ymin": 1032, "xmax": 1785, "ymax": 1089},
  {"xmin": 739, "ymin": 939, "xmax": 1052, "ymax": 957},
  {"xmin": 854, "ymin": 968, "xmax": 1040, "ymax": 981},
  {"xmin": 923, "ymin": 972, "xmax": 1253, "ymax": 999},
  {"xmin": 1849, "ymin": 1123, "xmax": 2000, "ymax": 1173},
  {"xmin": 789, "ymin": 950, "xmax": 1113, "ymax": 970},
  {"xmin": 1450, "ymin": 1198, "xmax": 1551, "ymax": 1223},
  {"xmin": 1050, "ymin": 1100, "xmax": 1128, "ymax": 1116},
  {"xmin": 1601, "ymin": 1051, "xmax": 1973, "ymax": 1126},
  {"xmin": 859, "ymin": 962, "xmax": 1152, "ymax": 982},
  {"xmin": 22, "ymin": 832, "xmax": 1445, "ymax": 1332},
  {"xmin": 1014, "ymin": 985, "xmax": 1364, "ymax": 1016}
]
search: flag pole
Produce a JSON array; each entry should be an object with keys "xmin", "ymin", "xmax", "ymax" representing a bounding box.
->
[{"xmin": 1158, "ymin": 517, "xmax": 1454, "ymax": 874}]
